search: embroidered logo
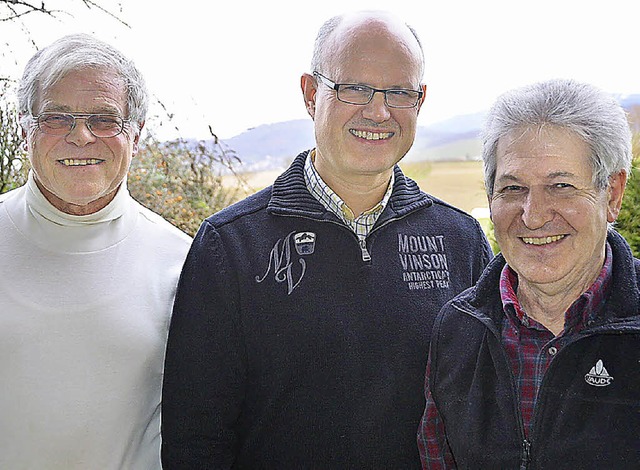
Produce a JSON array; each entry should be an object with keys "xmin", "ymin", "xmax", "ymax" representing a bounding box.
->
[
  {"xmin": 294, "ymin": 232, "xmax": 316, "ymax": 255},
  {"xmin": 255, "ymin": 231, "xmax": 314, "ymax": 295},
  {"xmin": 585, "ymin": 359, "xmax": 614, "ymax": 387}
]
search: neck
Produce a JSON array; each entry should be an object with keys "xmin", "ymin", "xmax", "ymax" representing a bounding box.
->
[
  {"xmin": 516, "ymin": 268, "xmax": 602, "ymax": 336},
  {"xmin": 35, "ymin": 178, "xmax": 120, "ymax": 216},
  {"xmin": 330, "ymin": 174, "xmax": 391, "ymax": 216}
]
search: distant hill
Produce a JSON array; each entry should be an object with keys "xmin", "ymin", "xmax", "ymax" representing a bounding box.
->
[{"xmin": 220, "ymin": 93, "xmax": 640, "ymax": 172}]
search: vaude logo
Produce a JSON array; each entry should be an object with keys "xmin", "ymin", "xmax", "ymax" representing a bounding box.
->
[{"xmin": 584, "ymin": 359, "xmax": 613, "ymax": 387}]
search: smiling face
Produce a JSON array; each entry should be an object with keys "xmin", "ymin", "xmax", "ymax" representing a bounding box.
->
[
  {"xmin": 490, "ymin": 125, "xmax": 626, "ymax": 293},
  {"xmin": 302, "ymin": 14, "xmax": 425, "ymax": 189},
  {"xmin": 25, "ymin": 67, "xmax": 140, "ymax": 215}
]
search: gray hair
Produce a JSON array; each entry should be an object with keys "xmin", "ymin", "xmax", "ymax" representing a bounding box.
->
[
  {"xmin": 18, "ymin": 33, "xmax": 148, "ymax": 134},
  {"xmin": 482, "ymin": 78, "xmax": 632, "ymax": 197},
  {"xmin": 310, "ymin": 11, "xmax": 425, "ymax": 80}
]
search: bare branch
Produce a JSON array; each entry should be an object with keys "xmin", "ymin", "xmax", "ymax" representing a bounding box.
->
[
  {"xmin": 0, "ymin": 1, "xmax": 59, "ymax": 22},
  {"xmin": 0, "ymin": 0, "xmax": 128, "ymax": 26},
  {"xmin": 79, "ymin": 0, "xmax": 129, "ymax": 28}
]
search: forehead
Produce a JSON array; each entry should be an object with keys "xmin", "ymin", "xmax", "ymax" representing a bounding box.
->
[
  {"xmin": 324, "ymin": 17, "xmax": 422, "ymax": 83},
  {"xmin": 496, "ymin": 126, "xmax": 593, "ymax": 178},
  {"xmin": 38, "ymin": 67, "xmax": 127, "ymax": 113}
]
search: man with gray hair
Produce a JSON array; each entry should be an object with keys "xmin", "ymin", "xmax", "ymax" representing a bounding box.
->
[
  {"xmin": 0, "ymin": 34, "xmax": 191, "ymax": 468},
  {"xmin": 418, "ymin": 79, "xmax": 640, "ymax": 468}
]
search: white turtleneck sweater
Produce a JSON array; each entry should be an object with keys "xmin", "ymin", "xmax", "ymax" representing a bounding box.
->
[{"xmin": 0, "ymin": 174, "xmax": 191, "ymax": 469}]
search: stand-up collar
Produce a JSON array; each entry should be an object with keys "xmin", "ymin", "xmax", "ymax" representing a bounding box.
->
[{"xmin": 268, "ymin": 150, "xmax": 432, "ymax": 225}]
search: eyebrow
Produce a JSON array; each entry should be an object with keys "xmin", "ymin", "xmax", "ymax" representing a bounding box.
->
[
  {"xmin": 39, "ymin": 102, "xmax": 122, "ymax": 115},
  {"xmin": 496, "ymin": 171, "xmax": 578, "ymax": 184}
]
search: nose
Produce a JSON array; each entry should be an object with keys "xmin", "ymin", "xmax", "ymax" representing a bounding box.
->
[
  {"xmin": 65, "ymin": 118, "xmax": 97, "ymax": 146},
  {"xmin": 521, "ymin": 187, "xmax": 554, "ymax": 230},
  {"xmin": 362, "ymin": 90, "xmax": 391, "ymax": 123}
]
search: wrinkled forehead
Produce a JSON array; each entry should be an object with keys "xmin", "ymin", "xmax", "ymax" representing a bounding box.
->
[{"xmin": 35, "ymin": 67, "xmax": 128, "ymax": 113}]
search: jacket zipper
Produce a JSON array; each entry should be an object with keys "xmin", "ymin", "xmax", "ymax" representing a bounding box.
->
[
  {"xmin": 277, "ymin": 208, "xmax": 415, "ymax": 263},
  {"xmin": 357, "ymin": 215, "xmax": 412, "ymax": 262},
  {"xmin": 358, "ymin": 238, "xmax": 371, "ymax": 262},
  {"xmin": 452, "ymin": 302, "xmax": 532, "ymax": 469},
  {"xmin": 520, "ymin": 438, "xmax": 531, "ymax": 470}
]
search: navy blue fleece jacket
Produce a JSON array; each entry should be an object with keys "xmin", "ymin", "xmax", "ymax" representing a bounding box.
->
[
  {"xmin": 427, "ymin": 229, "xmax": 640, "ymax": 468},
  {"xmin": 162, "ymin": 151, "xmax": 492, "ymax": 469}
]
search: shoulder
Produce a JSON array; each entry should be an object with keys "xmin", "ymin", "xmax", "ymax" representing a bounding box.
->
[
  {"xmin": 206, "ymin": 186, "xmax": 273, "ymax": 229},
  {"xmin": 0, "ymin": 186, "xmax": 21, "ymax": 204},
  {"xmin": 131, "ymin": 198, "xmax": 192, "ymax": 248},
  {"xmin": 426, "ymin": 192, "xmax": 482, "ymax": 222}
]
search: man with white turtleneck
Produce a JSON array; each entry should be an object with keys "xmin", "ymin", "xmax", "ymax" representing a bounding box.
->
[{"xmin": 0, "ymin": 34, "xmax": 191, "ymax": 469}]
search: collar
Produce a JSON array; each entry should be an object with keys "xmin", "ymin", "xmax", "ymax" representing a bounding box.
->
[
  {"xmin": 2, "ymin": 171, "xmax": 138, "ymax": 253},
  {"xmin": 268, "ymin": 150, "xmax": 431, "ymax": 224},
  {"xmin": 25, "ymin": 171, "xmax": 129, "ymax": 227},
  {"xmin": 303, "ymin": 149, "xmax": 393, "ymax": 237}
]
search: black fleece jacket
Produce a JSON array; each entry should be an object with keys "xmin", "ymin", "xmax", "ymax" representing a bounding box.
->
[
  {"xmin": 429, "ymin": 229, "xmax": 640, "ymax": 469},
  {"xmin": 162, "ymin": 151, "xmax": 492, "ymax": 469}
]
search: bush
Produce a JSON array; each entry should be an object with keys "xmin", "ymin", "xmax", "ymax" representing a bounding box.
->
[
  {"xmin": 128, "ymin": 135, "xmax": 249, "ymax": 237},
  {"xmin": 0, "ymin": 82, "xmax": 29, "ymax": 193},
  {"xmin": 615, "ymin": 108, "xmax": 640, "ymax": 257}
]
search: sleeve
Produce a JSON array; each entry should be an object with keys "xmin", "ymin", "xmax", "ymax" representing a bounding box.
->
[
  {"xmin": 417, "ymin": 354, "xmax": 457, "ymax": 469},
  {"xmin": 161, "ymin": 220, "xmax": 245, "ymax": 469}
]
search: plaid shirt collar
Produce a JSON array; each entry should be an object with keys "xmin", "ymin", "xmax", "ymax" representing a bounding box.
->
[
  {"xmin": 500, "ymin": 241, "xmax": 613, "ymax": 334},
  {"xmin": 304, "ymin": 149, "xmax": 394, "ymax": 238}
]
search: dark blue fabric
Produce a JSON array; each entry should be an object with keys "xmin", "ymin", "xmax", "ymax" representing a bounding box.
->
[
  {"xmin": 162, "ymin": 151, "xmax": 493, "ymax": 469},
  {"xmin": 429, "ymin": 229, "xmax": 640, "ymax": 469}
]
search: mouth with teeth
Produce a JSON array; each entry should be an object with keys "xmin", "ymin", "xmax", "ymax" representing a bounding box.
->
[
  {"xmin": 58, "ymin": 158, "xmax": 105, "ymax": 167},
  {"xmin": 521, "ymin": 235, "xmax": 566, "ymax": 246},
  {"xmin": 350, "ymin": 129, "xmax": 394, "ymax": 141}
]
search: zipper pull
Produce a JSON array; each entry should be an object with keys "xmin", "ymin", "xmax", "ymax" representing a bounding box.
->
[
  {"xmin": 359, "ymin": 238, "xmax": 371, "ymax": 262},
  {"xmin": 520, "ymin": 439, "xmax": 531, "ymax": 469}
]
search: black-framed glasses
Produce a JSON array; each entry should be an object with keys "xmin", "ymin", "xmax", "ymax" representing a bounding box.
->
[
  {"xmin": 32, "ymin": 112, "xmax": 130, "ymax": 138},
  {"xmin": 313, "ymin": 72, "xmax": 423, "ymax": 109}
]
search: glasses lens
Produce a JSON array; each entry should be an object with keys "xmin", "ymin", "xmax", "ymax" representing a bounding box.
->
[
  {"xmin": 386, "ymin": 90, "xmax": 421, "ymax": 108},
  {"xmin": 38, "ymin": 114, "xmax": 74, "ymax": 134},
  {"xmin": 87, "ymin": 115, "xmax": 124, "ymax": 137},
  {"xmin": 337, "ymin": 85, "xmax": 374, "ymax": 105}
]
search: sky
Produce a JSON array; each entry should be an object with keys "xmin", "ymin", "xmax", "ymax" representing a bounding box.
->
[{"xmin": 1, "ymin": 0, "xmax": 639, "ymax": 141}]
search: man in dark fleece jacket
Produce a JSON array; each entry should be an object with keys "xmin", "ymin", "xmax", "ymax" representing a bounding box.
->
[
  {"xmin": 162, "ymin": 10, "xmax": 492, "ymax": 469},
  {"xmin": 418, "ymin": 79, "xmax": 640, "ymax": 469}
]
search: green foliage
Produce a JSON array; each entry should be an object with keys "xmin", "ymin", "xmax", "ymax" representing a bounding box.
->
[
  {"xmin": 615, "ymin": 113, "xmax": 640, "ymax": 257},
  {"xmin": 617, "ymin": 164, "xmax": 640, "ymax": 256},
  {"xmin": 0, "ymin": 83, "xmax": 29, "ymax": 193},
  {"xmin": 128, "ymin": 136, "xmax": 248, "ymax": 237}
]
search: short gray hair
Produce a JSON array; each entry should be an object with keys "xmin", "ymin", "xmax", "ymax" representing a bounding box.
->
[
  {"xmin": 482, "ymin": 78, "xmax": 632, "ymax": 196},
  {"xmin": 310, "ymin": 11, "xmax": 425, "ymax": 79},
  {"xmin": 18, "ymin": 33, "xmax": 148, "ymax": 134}
]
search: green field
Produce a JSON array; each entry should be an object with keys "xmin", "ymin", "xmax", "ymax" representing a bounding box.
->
[
  {"xmin": 399, "ymin": 159, "xmax": 488, "ymax": 214},
  {"xmin": 239, "ymin": 159, "xmax": 489, "ymax": 215}
]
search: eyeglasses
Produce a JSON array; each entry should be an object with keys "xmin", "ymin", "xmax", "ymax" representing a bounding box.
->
[
  {"xmin": 32, "ymin": 112, "xmax": 130, "ymax": 138},
  {"xmin": 313, "ymin": 72, "xmax": 423, "ymax": 109}
]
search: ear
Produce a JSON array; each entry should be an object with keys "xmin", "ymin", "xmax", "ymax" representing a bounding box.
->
[
  {"xmin": 415, "ymin": 84, "xmax": 427, "ymax": 114},
  {"xmin": 19, "ymin": 115, "xmax": 30, "ymax": 152},
  {"xmin": 606, "ymin": 170, "xmax": 627, "ymax": 222},
  {"xmin": 300, "ymin": 73, "xmax": 317, "ymax": 119},
  {"xmin": 487, "ymin": 192, "xmax": 496, "ymax": 224},
  {"xmin": 132, "ymin": 121, "xmax": 145, "ymax": 155}
]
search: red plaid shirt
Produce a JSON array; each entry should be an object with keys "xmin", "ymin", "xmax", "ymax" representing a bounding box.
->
[{"xmin": 417, "ymin": 244, "xmax": 612, "ymax": 469}]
